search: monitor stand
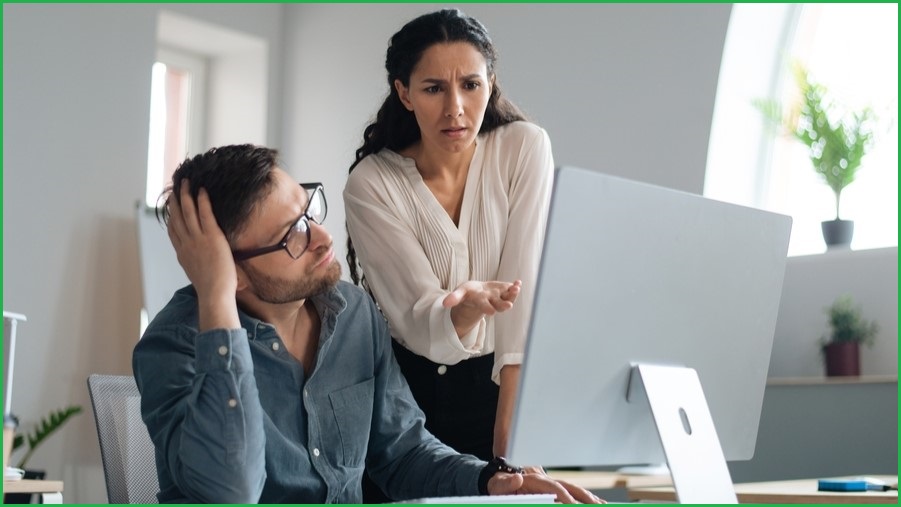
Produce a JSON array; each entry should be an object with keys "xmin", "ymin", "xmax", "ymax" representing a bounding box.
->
[{"xmin": 628, "ymin": 364, "xmax": 737, "ymax": 503}]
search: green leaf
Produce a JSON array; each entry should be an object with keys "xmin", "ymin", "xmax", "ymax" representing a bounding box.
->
[
  {"xmin": 12, "ymin": 434, "xmax": 24, "ymax": 451},
  {"xmin": 13, "ymin": 405, "xmax": 83, "ymax": 469},
  {"xmin": 753, "ymin": 60, "xmax": 878, "ymax": 219},
  {"xmin": 824, "ymin": 295, "xmax": 879, "ymax": 347}
]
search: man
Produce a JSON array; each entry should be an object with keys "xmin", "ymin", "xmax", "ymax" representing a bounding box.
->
[{"xmin": 133, "ymin": 144, "xmax": 601, "ymax": 503}]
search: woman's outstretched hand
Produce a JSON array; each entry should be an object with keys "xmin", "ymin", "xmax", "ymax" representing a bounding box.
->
[{"xmin": 442, "ymin": 280, "xmax": 522, "ymax": 338}]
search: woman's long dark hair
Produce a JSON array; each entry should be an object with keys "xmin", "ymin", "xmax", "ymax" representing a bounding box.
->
[{"xmin": 347, "ymin": 8, "xmax": 527, "ymax": 287}]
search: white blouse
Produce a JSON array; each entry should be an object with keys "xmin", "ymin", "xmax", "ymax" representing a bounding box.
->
[{"xmin": 344, "ymin": 121, "xmax": 554, "ymax": 383}]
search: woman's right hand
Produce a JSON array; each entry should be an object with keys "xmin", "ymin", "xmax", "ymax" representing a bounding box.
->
[
  {"xmin": 442, "ymin": 280, "xmax": 522, "ymax": 338},
  {"xmin": 167, "ymin": 180, "xmax": 240, "ymax": 331}
]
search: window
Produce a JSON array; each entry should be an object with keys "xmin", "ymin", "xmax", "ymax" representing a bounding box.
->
[
  {"xmin": 145, "ymin": 10, "xmax": 269, "ymax": 209},
  {"xmin": 145, "ymin": 48, "xmax": 207, "ymax": 208},
  {"xmin": 705, "ymin": 4, "xmax": 897, "ymax": 256}
]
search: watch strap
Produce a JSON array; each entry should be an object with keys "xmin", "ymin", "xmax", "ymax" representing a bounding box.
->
[{"xmin": 478, "ymin": 456, "xmax": 524, "ymax": 495}]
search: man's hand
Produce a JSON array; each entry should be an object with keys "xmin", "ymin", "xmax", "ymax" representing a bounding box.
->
[
  {"xmin": 487, "ymin": 470, "xmax": 605, "ymax": 504},
  {"xmin": 443, "ymin": 280, "xmax": 522, "ymax": 338},
  {"xmin": 167, "ymin": 180, "xmax": 240, "ymax": 331}
]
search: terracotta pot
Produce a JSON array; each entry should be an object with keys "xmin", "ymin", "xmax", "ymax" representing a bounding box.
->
[{"xmin": 823, "ymin": 341, "xmax": 860, "ymax": 377}]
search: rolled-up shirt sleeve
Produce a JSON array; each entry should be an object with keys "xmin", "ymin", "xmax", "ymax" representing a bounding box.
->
[
  {"xmin": 490, "ymin": 125, "xmax": 554, "ymax": 383},
  {"xmin": 134, "ymin": 325, "xmax": 267, "ymax": 503}
]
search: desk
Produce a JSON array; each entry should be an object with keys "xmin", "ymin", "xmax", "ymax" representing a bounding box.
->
[
  {"xmin": 2, "ymin": 479, "xmax": 64, "ymax": 504},
  {"xmin": 546, "ymin": 470, "xmax": 672, "ymax": 490},
  {"xmin": 628, "ymin": 475, "xmax": 898, "ymax": 504}
]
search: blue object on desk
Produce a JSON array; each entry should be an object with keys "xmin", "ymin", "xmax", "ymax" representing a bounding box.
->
[
  {"xmin": 819, "ymin": 479, "xmax": 868, "ymax": 492},
  {"xmin": 818, "ymin": 479, "xmax": 893, "ymax": 492}
]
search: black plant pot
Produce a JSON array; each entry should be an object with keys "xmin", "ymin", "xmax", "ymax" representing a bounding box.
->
[
  {"xmin": 821, "ymin": 219, "xmax": 854, "ymax": 248},
  {"xmin": 3, "ymin": 469, "xmax": 45, "ymax": 504}
]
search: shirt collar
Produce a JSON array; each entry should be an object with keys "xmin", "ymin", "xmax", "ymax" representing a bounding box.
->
[{"xmin": 236, "ymin": 283, "xmax": 348, "ymax": 341}]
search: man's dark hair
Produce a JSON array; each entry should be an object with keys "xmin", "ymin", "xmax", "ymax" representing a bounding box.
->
[{"xmin": 158, "ymin": 144, "xmax": 280, "ymax": 243}]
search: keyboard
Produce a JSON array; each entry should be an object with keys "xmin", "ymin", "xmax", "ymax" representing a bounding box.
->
[{"xmin": 395, "ymin": 493, "xmax": 556, "ymax": 504}]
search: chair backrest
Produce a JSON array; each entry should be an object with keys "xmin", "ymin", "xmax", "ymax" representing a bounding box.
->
[{"xmin": 87, "ymin": 374, "xmax": 159, "ymax": 504}]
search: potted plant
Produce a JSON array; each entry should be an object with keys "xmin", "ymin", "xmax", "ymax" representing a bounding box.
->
[
  {"xmin": 755, "ymin": 61, "xmax": 876, "ymax": 248},
  {"xmin": 4, "ymin": 405, "xmax": 82, "ymax": 504},
  {"xmin": 819, "ymin": 295, "xmax": 878, "ymax": 377}
]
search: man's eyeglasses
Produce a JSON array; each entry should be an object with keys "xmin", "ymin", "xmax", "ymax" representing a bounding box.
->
[{"xmin": 232, "ymin": 183, "xmax": 327, "ymax": 261}]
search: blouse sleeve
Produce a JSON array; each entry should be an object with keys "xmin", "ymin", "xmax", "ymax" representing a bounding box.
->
[
  {"xmin": 490, "ymin": 125, "xmax": 555, "ymax": 383},
  {"xmin": 344, "ymin": 164, "xmax": 481, "ymax": 366}
]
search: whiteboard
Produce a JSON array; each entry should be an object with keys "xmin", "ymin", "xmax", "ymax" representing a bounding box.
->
[{"xmin": 135, "ymin": 202, "xmax": 189, "ymax": 322}]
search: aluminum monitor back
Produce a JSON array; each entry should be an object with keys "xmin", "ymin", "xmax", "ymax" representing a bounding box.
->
[{"xmin": 508, "ymin": 166, "xmax": 792, "ymax": 467}]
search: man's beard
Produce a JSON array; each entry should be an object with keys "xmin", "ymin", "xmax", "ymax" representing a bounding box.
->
[{"xmin": 242, "ymin": 257, "xmax": 342, "ymax": 305}]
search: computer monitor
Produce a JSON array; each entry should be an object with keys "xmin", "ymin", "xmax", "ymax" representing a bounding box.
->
[
  {"xmin": 507, "ymin": 167, "xmax": 792, "ymax": 503},
  {"xmin": 3, "ymin": 312, "xmax": 27, "ymax": 416}
]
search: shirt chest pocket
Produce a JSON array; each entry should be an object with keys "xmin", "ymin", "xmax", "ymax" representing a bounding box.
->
[{"xmin": 328, "ymin": 378, "xmax": 375, "ymax": 468}]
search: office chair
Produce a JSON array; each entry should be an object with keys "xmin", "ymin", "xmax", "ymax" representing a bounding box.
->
[{"xmin": 86, "ymin": 374, "xmax": 159, "ymax": 504}]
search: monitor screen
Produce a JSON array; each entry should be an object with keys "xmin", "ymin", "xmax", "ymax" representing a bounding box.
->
[
  {"xmin": 3, "ymin": 312, "xmax": 27, "ymax": 416},
  {"xmin": 508, "ymin": 167, "xmax": 792, "ymax": 469}
]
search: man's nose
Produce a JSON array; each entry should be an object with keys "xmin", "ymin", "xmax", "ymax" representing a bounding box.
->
[{"xmin": 308, "ymin": 221, "xmax": 333, "ymax": 252}]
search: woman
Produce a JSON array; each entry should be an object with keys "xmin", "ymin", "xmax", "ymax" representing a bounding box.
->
[{"xmin": 344, "ymin": 8, "xmax": 553, "ymax": 466}]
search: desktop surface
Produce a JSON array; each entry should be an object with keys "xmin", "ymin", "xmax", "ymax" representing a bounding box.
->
[
  {"xmin": 628, "ymin": 475, "xmax": 898, "ymax": 504},
  {"xmin": 3, "ymin": 478, "xmax": 65, "ymax": 494}
]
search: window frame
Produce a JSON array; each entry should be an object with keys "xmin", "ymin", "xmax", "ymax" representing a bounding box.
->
[{"xmin": 145, "ymin": 46, "xmax": 208, "ymax": 208}]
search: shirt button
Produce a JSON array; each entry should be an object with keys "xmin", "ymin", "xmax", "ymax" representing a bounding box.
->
[
  {"xmin": 437, "ymin": 365, "xmax": 447, "ymax": 375},
  {"xmin": 218, "ymin": 346, "xmax": 228, "ymax": 356},
  {"xmin": 272, "ymin": 342, "xmax": 280, "ymax": 351},
  {"xmin": 312, "ymin": 448, "xmax": 320, "ymax": 457},
  {"xmin": 228, "ymin": 398, "xmax": 237, "ymax": 408}
]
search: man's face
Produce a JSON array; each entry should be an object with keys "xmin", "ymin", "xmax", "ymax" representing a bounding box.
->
[{"xmin": 233, "ymin": 168, "xmax": 341, "ymax": 304}]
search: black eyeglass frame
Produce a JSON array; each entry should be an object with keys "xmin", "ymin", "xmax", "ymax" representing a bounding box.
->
[{"xmin": 231, "ymin": 182, "xmax": 326, "ymax": 261}]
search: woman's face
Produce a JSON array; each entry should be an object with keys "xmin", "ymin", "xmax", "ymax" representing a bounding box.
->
[{"xmin": 395, "ymin": 42, "xmax": 492, "ymax": 157}]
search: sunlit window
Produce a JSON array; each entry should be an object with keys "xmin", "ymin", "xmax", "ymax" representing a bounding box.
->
[
  {"xmin": 145, "ymin": 49, "xmax": 206, "ymax": 208},
  {"xmin": 768, "ymin": 4, "xmax": 897, "ymax": 256},
  {"xmin": 705, "ymin": 3, "xmax": 897, "ymax": 257}
]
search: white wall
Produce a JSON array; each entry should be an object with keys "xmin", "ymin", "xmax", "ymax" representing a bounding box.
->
[
  {"xmin": 769, "ymin": 247, "xmax": 898, "ymax": 378},
  {"xmin": 281, "ymin": 3, "xmax": 733, "ymax": 280},
  {"xmin": 2, "ymin": 4, "xmax": 284, "ymax": 503}
]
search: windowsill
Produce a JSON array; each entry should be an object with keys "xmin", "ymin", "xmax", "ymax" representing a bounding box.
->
[
  {"xmin": 788, "ymin": 245, "xmax": 898, "ymax": 260},
  {"xmin": 767, "ymin": 375, "xmax": 898, "ymax": 386}
]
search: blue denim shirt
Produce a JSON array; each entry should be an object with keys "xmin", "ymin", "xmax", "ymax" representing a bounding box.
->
[{"xmin": 133, "ymin": 281, "xmax": 484, "ymax": 503}]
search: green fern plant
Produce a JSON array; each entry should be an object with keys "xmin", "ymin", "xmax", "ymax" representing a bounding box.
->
[
  {"xmin": 10, "ymin": 405, "xmax": 83, "ymax": 469},
  {"xmin": 754, "ymin": 61, "xmax": 876, "ymax": 220}
]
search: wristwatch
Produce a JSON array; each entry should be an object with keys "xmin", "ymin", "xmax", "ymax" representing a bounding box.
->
[{"xmin": 478, "ymin": 456, "xmax": 524, "ymax": 495}]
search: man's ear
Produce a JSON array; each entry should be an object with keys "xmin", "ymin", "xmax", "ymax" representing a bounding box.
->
[
  {"xmin": 235, "ymin": 263, "xmax": 249, "ymax": 292},
  {"xmin": 395, "ymin": 79, "xmax": 414, "ymax": 111}
]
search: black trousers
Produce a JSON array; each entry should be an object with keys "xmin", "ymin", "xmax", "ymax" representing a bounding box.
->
[{"xmin": 362, "ymin": 340, "xmax": 499, "ymax": 502}]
